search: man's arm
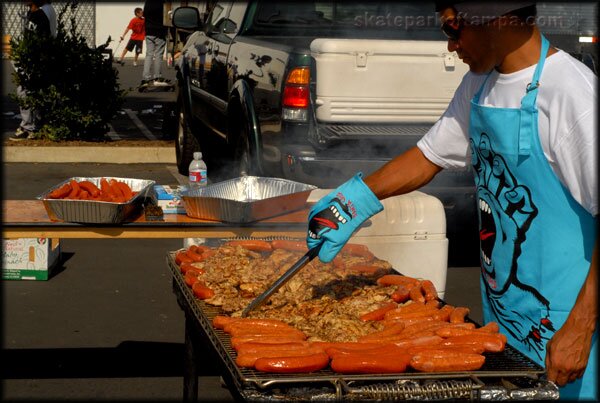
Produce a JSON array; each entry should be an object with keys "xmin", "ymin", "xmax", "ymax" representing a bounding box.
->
[
  {"xmin": 545, "ymin": 238, "xmax": 598, "ymax": 386},
  {"xmin": 364, "ymin": 146, "xmax": 443, "ymax": 199}
]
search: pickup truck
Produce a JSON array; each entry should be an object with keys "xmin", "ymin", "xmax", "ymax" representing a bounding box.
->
[{"xmin": 171, "ymin": 1, "xmax": 478, "ymax": 265}]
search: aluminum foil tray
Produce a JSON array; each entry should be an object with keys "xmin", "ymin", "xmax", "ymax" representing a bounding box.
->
[
  {"xmin": 37, "ymin": 177, "xmax": 156, "ymax": 223},
  {"xmin": 181, "ymin": 176, "xmax": 317, "ymax": 223}
]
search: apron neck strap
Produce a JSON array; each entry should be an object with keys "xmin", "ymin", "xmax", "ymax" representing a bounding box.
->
[{"xmin": 521, "ymin": 33, "xmax": 550, "ymax": 108}]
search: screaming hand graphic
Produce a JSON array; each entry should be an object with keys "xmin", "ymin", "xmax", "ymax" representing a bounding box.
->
[
  {"xmin": 308, "ymin": 197, "xmax": 351, "ymax": 240},
  {"xmin": 471, "ymin": 133, "xmax": 555, "ymax": 359}
]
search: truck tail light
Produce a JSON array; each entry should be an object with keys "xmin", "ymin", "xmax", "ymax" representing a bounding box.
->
[{"xmin": 282, "ymin": 67, "xmax": 310, "ymax": 121}]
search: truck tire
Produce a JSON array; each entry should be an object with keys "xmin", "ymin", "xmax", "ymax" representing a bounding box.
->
[
  {"xmin": 232, "ymin": 118, "xmax": 258, "ymax": 177},
  {"xmin": 175, "ymin": 97, "xmax": 201, "ymax": 175}
]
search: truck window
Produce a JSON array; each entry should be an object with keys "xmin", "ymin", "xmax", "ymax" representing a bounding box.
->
[
  {"xmin": 249, "ymin": 1, "xmax": 445, "ymax": 40},
  {"xmin": 205, "ymin": 2, "xmax": 232, "ymax": 34},
  {"xmin": 222, "ymin": 2, "xmax": 248, "ymax": 37}
]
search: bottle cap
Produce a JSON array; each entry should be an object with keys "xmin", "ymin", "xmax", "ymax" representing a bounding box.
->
[{"xmin": 193, "ymin": 152, "xmax": 202, "ymax": 160}]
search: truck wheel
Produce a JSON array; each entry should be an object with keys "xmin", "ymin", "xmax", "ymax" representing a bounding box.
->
[
  {"xmin": 233, "ymin": 121, "xmax": 256, "ymax": 177},
  {"xmin": 175, "ymin": 101, "xmax": 200, "ymax": 175}
]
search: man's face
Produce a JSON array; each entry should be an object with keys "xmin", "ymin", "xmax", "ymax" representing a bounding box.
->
[{"xmin": 440, "ymin": 7, "xmax": 498, "ymax": 74}]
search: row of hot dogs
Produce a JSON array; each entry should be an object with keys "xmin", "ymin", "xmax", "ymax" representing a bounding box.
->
[
  {"xmin": 172, "ymin": 240, "xmax": 508, "ymax": 374},
  {"xmin": 212, "ymin": 314, "xmax": 505, "ymax": 374},
  {"xmin": 46, "ymin": 178, "xmax": 137, "ymax": 202}
]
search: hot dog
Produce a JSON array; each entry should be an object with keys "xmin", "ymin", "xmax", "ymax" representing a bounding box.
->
[
  {"xmin": 108, "ymin": 179, "xmax": 124, "ymax": 198},
  {"xmin": 357, "ymin": 322, "xmax": 405, "ymax": 342},
  {"xmin": 410, "ymin": 350, "xmax": 486, "ymax": 372},
  {"xmin": 270, "ymin": 239, "xmax": 308, "ymax": 252},
  {"xmin": 254, "ymin": 351, "xmax": 330, "ymax": 373},
  {"xmin": 236, "ymin": 345, "xmax": 325, "ymax": 368},
  {"xmin": 213, "ymin": 315, "xmax": 237, "ymax": 330},
  {"xmin": 192, "ymin": 281, "xmax": 215, "ymax": 299},
  {"xmin": 47, "ymin": 183, "xmax": 72, "ymax": 199},
  {"xmin": 409, "ymin": 282, "xmax": 426, "ymax": 303},
  {"xmin": 78, "ymin": 180, "xmax": 101, "ymax": 198},
  {"xmin": 376, "ymin": 274, "xmax": 420, "ymax": 288},
  {"xmin": 441, "ymin": 333, "xmax": 507, "ymax": 353},
  {"xmin": 327, "ymin": 343, "xmax": 409, "ymax": 358},
  {"xmin": 222, "ymin": 318, "xmax": 293, "ymax": 331},
  {"xmin": 432, "ymin": 304, "xmax": 454, "ymax": 321},
  {"xmin": 421, "ymin": 280, "xmax": 439, "ymax": 301},
  {"xmin": 330, "ymin": 350, "xmax": 412, "ymax": 374},
  {"xmin": 384, "ymin": 301, "xmax": 428, "ymax": 316},
  {"xmin": 233, "ymin": 341, "xmax": 310, "ymax": 353},
  {"xmin": 224, "ymin": 325, "xmax": 307, "ymax": 340},
  {"xmin": 179, "ymin": 262, "xmax": 201, "ymax": 275},
  {"xmin": 191, "ymin": 244, "xmax": 213, "ymax": 254},
  {"xmin": 478, "ymin": 322, "xmax": 500, "ymax": 333},
  {"xmin": 395, "ymin": 320, "xmax": 449, "ymax": 339},
  {"xmin": 231, "ymin": 335, "xmax": 308, "ymax": 348},
  {"xmin": 114, "ymin": 181, "xmax": 133, "ymax": 200},
  {"xmin": 384, "ymin": 303, "xmax": 439, "ymax": 320},
  {"xmin": 359, "ymin": 301, "xmax": 398, "ymax": 322},
  {"xmin": 224, "ymin": 240, "xmax": 273, "ymax": 252},
  {"xmin": 449, "ymin": 307, "xmax": 470, "ymax": 323},
  {"xmin": 390, "ymin": 284, "xmax": 411, "ymax": 303},
  {"xmin": 184, "ymin": 269, "xmax": 203, "ymax": 287},
  {"xmin": 185, "ymin": 248, "xmax": 206, "ymax": 262},
  {"xmin": 434, "ymin": 323, "xmax": 478, "ymax": 338},
  {"xmin": 66, "ymin": 179, "xmax": 81, "ymax": 199},
  {"xmin": 175, "ymin": 251, "xmax": 194, "ymax": 265}
]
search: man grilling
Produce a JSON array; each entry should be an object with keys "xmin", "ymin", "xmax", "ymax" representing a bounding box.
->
[{"xmin": 306, "ymin": 2, "xmax": 597, "ymax": 400}]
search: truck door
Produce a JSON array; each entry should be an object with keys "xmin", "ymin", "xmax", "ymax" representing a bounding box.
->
[
  {"xmin": 188, "ymin": 1, "xmax": 231, "ymax": 134},
  {"xmin": 196, "ymin": 1, "xmax": 247, "ymax": 139}
]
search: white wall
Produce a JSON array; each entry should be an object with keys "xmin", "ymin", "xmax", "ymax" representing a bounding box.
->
[{"xmin": 96, "ymin": 2, "xmax": 147, "ymax": 58}]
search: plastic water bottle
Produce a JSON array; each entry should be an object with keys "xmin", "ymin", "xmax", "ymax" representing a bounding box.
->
[{"xmin": 188, "ymin": 152, "xmax": 207, "ymax": 190}]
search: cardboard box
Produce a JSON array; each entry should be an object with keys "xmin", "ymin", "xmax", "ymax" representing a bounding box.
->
[
  {"xmin": 2, "ymin": 238, "xmax": 61, "ymax": 280},
  {"xmin": 154, "ymin": 185, "xmax": 186, "ymax": 214}
]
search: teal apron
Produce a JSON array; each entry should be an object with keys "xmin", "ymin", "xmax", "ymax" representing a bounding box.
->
[{"xmin": 469, "ymin": 35, "xmax": 597, "ymax": 400}]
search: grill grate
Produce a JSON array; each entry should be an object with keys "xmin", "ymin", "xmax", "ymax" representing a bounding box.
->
[{"xmin": 167, "ymin": 241, "xmax": 546, "ymax": 399}]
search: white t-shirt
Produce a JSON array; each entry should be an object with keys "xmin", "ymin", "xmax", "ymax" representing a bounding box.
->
[{"xmin": 418, "ymin": 50, "xmax": 597, "ymax": 216}]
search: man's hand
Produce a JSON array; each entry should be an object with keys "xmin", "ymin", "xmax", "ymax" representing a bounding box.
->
[
  {"xmin": 545, "ymin": 317, "xmax": 594, "ymax": 386},
  {"xmin": 307, "ymin": 173, "xmax": 383, "ymax": 262},
  {"xmin": 546, "ymin": 242, "xmax": 597, "ymax": 386}
]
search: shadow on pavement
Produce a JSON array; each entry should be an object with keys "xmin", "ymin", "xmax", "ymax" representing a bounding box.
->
[{"xmin": 1, "ymin": 340, "xmax": 218, "ymax": 379}]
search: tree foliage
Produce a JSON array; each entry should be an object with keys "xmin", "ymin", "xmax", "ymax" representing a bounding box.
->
[{"xmin": 10, "ymin": 1, "xmax": 124, "ymax": 140}]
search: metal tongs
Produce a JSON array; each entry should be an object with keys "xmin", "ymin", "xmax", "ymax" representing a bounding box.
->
[{"xmin": 241, "ymin": 243, "xmax": 323, "ymax": 317}]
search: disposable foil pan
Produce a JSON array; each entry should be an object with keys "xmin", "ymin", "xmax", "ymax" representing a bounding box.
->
[
  {"xmin": 181, "ymin": 176, "xmax": 317, "ymax": 223},
  {"xmin": 37, "ymin": 177, "xmax": 156, "ymax": 223}
]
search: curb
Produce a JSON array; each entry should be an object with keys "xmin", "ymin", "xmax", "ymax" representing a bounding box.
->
[{"xmin": 3, "ymin": 146, "xmax": 176, "ymax": 164}]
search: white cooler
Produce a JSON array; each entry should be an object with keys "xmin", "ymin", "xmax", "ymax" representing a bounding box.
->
[{"xmin": 308, "ymin": 190, "xmax": 449, "ymax": 299}]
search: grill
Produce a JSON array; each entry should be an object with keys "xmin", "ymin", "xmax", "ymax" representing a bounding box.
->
[{"xmin": 167, "ymin": 245, "xmax": 558, "ymax": 401}]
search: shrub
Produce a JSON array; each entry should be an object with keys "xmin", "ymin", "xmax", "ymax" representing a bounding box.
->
[{"xmin": 10, "ymin": 1, "xmax": 125, "ymax": 141}]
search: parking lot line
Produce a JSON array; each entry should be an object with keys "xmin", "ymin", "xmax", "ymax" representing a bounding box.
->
[
  {"xmin": 106, "ymin": 123, "xmax": 121, "ymax": 140},
  {"xmin": 124, "ymin": 108, "xmax": 157, "ymax": 140}
]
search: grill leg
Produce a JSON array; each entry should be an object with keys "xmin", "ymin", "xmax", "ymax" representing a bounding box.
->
[{"xmin": 183, "ymin": 315, "xmax": 199, "ymax": 402}]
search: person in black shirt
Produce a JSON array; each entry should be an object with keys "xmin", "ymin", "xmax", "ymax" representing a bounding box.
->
[
  {"xmin": 11, "ymin": 0, "xmax": 53, "ymax": 140},
  {"xmin": 142, "ymin": 0, "xmax": 168, "ymax": 85}
]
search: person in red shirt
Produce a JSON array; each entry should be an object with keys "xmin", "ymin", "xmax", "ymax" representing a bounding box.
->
[{"xmin": 117, "ymin": 7, "xmax": 145, "ymax": 66}]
